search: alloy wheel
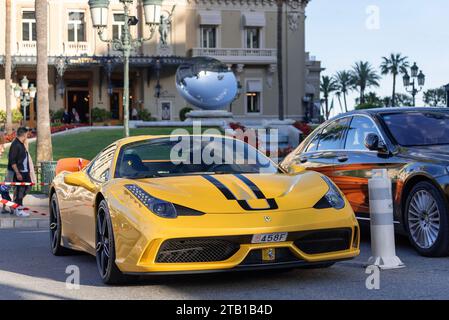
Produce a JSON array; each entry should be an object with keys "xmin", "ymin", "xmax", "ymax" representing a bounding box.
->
[
  {"xmin": 96, "ymin": 208, "xmax": 111, "ymax": 278},
  {"xmin": 50, "ymin": 197, "xmax": 60, "ymax": 251},
  {"xmin": 408, "ymin": 190, "xmax": 441, "ymax": 249}
]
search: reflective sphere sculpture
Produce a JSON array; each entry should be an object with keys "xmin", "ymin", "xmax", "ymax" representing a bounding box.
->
[{"xmin": 176, "ymin": 57, "xmax": 238, "ymax": 110}]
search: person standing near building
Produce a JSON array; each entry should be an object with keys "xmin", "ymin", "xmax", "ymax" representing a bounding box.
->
[
  {"xmin": 131, "ymin": 106, "xmax": 139, "ymax": 120},
  {"xmin": 7, "ymin": 127, "xmax": 32, "ymax": 217}
]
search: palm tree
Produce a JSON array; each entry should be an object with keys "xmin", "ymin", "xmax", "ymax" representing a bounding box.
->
[
  {"xmin": 380, "ymin": 53, "xmax": 409, "ymax": 107},
  {"xmin": 4, "ymin": 0, "xmax": 12, "ymax": 134},
  {"xmin": 334, "ymin": 70, "xmax": 352, "ymax": 112},
  {"xmin": 335, "ymin": 91, "xmax": 344, "ymax": 114},
  {"xmin": 276, "ymin": 0, "xmax": 284, "ymax": 120},
  {"xmin": 350, "ymin": 61, "xmax": 380, "ymax": 105},
  {"xmin": 35, "ymin": 0, "xmax": 53, "ymax": 162},
  {"xmin": 320, "ymin": 76, "xmax": 338, "ymax": 120}
]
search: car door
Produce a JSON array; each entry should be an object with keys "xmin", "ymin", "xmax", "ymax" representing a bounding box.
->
[
  {"xmin": 284, "ymin": 117, "xmax": 351, "ymax": 179},
  {"xmin": 71, "ymin": 145, "xmax": 117, "ymax": 250},
  {"xmin": 331, "ymin": 115, "xmax": 404, "ymax": 219}
]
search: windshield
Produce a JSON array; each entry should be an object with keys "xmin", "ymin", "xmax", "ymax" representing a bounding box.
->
[
  {"xmin": 114, "ymin": 136, "xmax": 278, "ymax": 179},
  {"xmin": 382, "ymin": 111, "xmax": 449, "ymax": 146}
]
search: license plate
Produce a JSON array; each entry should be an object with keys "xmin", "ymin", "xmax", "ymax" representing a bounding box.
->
[{"xmin": 251, "ymin": 232, "xmax": 288, "ymax": 244}]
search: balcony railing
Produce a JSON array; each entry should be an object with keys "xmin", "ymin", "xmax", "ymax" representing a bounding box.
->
[
  {"xmin": 16, "ymin": 41, "xmax": 37, "ymax": 56},
  {"xmin": 63, "ymin": 42, "xmax": 90, "ymax": 56},
  {"xmin": 190, "ymin": 48, "xmax": 277, "ymax": 64}
]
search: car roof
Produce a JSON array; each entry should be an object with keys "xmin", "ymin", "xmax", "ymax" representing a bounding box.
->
[
  {"xmin": 113, "ymin": 134, "xmax": 231, "ymax": 148},
  {"xmin": 330, "ymin": 107, "xmax": 449, "ymax": 120}
]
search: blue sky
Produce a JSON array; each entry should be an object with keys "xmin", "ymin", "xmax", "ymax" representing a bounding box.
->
[{"xmin": 305, "ymin": 0, "xmax": 449, "ymax": 115}]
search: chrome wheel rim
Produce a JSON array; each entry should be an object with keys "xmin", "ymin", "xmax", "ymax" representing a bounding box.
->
[
  {"xmin": 96, "ymin": 208, "xmax": 110, "ymax": 278},
  {"xmin": 408, "ymin": 190, "xmax": 440, "ymax": 249},
  {"xmin": 50, "ymin": 197, "xmax": 59, "ymax": 250}
]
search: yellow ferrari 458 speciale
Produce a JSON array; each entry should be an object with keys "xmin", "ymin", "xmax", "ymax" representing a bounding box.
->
[{"xmin": 50, "ymin": 135, "xmax": 360, "ymax": 284}]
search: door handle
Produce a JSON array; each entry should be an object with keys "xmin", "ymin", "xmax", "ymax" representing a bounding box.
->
[{"xmin": 337, "ymin": 155, "xmax": 349, "ymax": 162}]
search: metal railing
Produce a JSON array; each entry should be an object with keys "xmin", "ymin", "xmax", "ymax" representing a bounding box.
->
[{"xmin": 190, "ymin": 48, "xmax": 277, "ymax": 64}]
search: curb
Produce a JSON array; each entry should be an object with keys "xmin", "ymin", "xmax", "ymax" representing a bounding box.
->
[{"xmin": 0, "ymin": 217, "xmax": 49, "ymax": 229}]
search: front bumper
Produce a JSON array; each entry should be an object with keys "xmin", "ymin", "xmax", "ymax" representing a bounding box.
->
[{"xmin": 109, "ymin": 203, "xmax": 360, "ymax": 274}]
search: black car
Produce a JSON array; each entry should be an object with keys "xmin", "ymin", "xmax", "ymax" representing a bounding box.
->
[{"xmin": 281, "ymin": 108, "xmax": 449, "ymax": 257}]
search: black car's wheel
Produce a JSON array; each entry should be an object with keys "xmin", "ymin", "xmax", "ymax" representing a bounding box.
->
[
  {"xmin": 50, "ymin": 193, "xmax": 75, "ymax": 256},
  {"xmin": 96, "ymin": 200, "xmax": 127, "ymax": 285},
  {"xmin": 405, "ymin": 181, "xmax": 449, "ymax": 257}
]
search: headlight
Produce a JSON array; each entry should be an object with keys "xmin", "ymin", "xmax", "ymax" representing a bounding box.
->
[
  {"xmin": 125, "ymin": 184, "xmax": 177, "ymax": 218},
  {"xmin": 314, "ymin": 176, "xmax": 345, "ymax": 210}
]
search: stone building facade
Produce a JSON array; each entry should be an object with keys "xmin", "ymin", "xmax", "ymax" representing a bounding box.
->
[{"xmin": 0, "ymin": 0, "xmax": 322, "ymax": 126}]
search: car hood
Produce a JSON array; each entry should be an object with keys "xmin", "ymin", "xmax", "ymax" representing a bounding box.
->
[
  {"xmin": 403, "ymin": 145, "xmax": 449, "ymax": 165},
  {"xmin": 116, "ymin": 172, "xmax": 329, "ymax": 214}
]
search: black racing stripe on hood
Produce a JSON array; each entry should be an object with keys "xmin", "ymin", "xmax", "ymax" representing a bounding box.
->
[
  {"xmin": 203, "ymin": 175, "xmax": 236, "ymax": 200},
  {"xmin": 234, "ymin": 174, "xmax": 266, "ymax": 199}
]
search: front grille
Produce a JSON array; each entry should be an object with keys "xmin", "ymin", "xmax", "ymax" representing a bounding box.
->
[
  {"xmin": 240, "ymin": 248, "xmax": 300, "ymax": 266},
  {"xmin": 293, "ymin": 228, "xmax": 352, "ymax": 254},
  {"xmin": 156, "ymin": 238, "xmax": 240, "ymax": 263}
]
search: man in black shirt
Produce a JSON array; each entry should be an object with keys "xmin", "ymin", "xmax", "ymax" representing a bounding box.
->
[{"xmin": 7, "ymin": 127, "xmax": 31, "ymax": 217}]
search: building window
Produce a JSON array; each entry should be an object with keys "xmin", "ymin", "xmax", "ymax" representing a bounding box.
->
[
  {"xmin": 245, "ymin": 28, "xmax": 260, "ymax": 49},
  {"xmin": 22, "ymin": 11, "xmax": 36, "ymax": 41},
  {"xmin": 68, "ymin": 11, "xmax": 86, "ymax": 42},
  {"xmin": 201, "ymin": 26, "xmax": 217, "ymax": 48},
  {"xmin": 112, "ymin": 13, "xmax": 125, "ymax": 40},
  {"xmin": 246, "ymin": 80, "xmax": 263, "ymax": 114},
  {"xmin": 246, "ymin": 92, "xmax": 261, "ymax": 113}
]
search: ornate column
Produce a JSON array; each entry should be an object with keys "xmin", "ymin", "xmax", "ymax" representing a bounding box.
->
[{"xmin": 285, "ymin": 0, "xmax": 309, "ymax": 118}]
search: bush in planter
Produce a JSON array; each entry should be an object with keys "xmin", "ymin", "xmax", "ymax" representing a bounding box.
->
[
  {"xmin": 0, "ymin": 109, "xmax": 23, "ymax": 124},
  {"xmin": 293, "ymin": 121, "xmax": 312, "ymax": 137},
  {"xmin": 0, "ymin": 110, "xmax": 6, "ymax": 123},
  {"xmin": 92, "ymin": 107, "xmax": 112, "ymax": 123},
  {"xmin": 137, "ymin": 109, "xmax": 155, "ymax": 121},
  {"xmin": 51, "ymin": 108, "xmax": 65, "ymax": 122},
  {"xmin": 179, "ymin": 107, "xmax": 193, "ymax": 121},
  {"xmin": 12, "ymin": 109, "xmax": 23, "ymax": 123}
]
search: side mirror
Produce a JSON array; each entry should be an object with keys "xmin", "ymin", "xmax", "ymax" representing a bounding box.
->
[
  {"xmin": 364, "ymin": 133, "xmax": 387, "ymax": 152},
  {"xmin": 64, "ymin": 171, "xmax": 96, "ymax": 192},
  {"xmin": 288, "ymin": 163, "xmax": 307, "ymax": 174}
]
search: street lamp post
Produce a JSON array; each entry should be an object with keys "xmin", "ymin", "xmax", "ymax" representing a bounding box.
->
[
  {"xmin": 89, "ymin": 0, "xmax": 164, "ymax": 137},
  {"xmin": 403, "ymin": 62, "xmax": 426, "ymax": 106},
  {"xmin": 14, "ymin": 76, "xmax": 37, "ymax": 128}
]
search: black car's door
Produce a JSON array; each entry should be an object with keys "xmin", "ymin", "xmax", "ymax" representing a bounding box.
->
[
  {"xmin": 331, "ymin": 115, "xmax": 404, "ymax": 219},
  {"xmin": 285, "ymin": 117, "xmax": 351, "ymax": 179}
]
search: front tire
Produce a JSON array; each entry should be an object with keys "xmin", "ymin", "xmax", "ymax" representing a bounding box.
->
[
  {"xmin": 405, "ymin": 181, "xmax": 449, "ymax": 257},
  {"xmin": 50, "ymin": 193, "xmax": 75, "ymax": 256},
  {"xmin": 96, "ymin": 200, "xmax": 127, "ymax": 285}
]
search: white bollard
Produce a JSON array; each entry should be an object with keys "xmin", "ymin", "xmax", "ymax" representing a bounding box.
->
[{"xmin": 367, "ymin": 169, "xmax": 405, "ymax": 270}]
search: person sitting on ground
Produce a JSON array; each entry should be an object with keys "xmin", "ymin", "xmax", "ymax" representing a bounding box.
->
[{"xmin": 7, "ymin": 127, "xmax": 32, "ymax": 217}]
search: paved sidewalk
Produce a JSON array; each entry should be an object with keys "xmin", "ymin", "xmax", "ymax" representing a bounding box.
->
[{"xmin": 0, "ymin": 195, "xmax": 49, "ymax": 229}]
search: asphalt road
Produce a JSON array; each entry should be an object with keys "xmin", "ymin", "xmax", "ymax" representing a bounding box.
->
[{"xmin": 0, "ymin": 228, "xmax": 448, "ymax": 300}]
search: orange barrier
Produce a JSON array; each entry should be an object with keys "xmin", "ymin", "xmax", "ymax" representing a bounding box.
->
[{"xmin": 55, "ymin": 158, "xmax": 90, "ymax": 175}]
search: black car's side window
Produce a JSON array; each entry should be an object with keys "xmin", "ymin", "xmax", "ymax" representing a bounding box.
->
[
  {"xmin": 315, "ymin": 118, "xmax": 350, "ymax": 151},
  {"xmin": 88, "ymin": 145, "xmax": 117, "ymax": 183},
  {"xmin": 345, "ymin": 116, "xmax": 381, "ymax": 151}
]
